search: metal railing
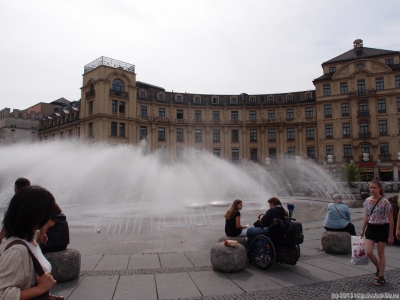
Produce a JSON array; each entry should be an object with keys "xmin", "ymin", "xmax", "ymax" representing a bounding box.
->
[
  {"xmin": 358, "ymin": 132, "xmax": 371, "ymax": 138},
  {"xmin": 84, "ymin": 56, "xmax": 135, "ymax": 74},
  {"xmin": 110, "ymin": 89, "xmax": 129, "ymax": 98},
  {"xmin": 357, "ymin": 110, "xmax": 370, "ymax": 117},
  {"xmin": 378, "ymin": 154, "xmax": 391, "ymax": 161}
]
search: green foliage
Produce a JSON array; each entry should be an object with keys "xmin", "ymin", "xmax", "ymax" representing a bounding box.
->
[{"xmin": 338, "ymin": 162, "xmax": 362, "ymax": 187}]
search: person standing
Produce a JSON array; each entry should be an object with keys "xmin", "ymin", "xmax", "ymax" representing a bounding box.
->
[{"xmin": 360, "ymin": 180, "xmax": 394, "ymax": 286}]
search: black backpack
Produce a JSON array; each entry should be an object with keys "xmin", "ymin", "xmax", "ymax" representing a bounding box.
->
[{"xmin": 270, "ymin": 218, "xmax": 304, "ymax": 247}]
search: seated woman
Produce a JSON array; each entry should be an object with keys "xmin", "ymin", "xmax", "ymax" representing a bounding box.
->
[
  {"xmin": 0, "ymin": 186, "xmax": 57, "ymax": 299},
  {"xmin": 247, "ymin": 197, "xmax": 288, "ymax": 240},
  {"xmin": 225, "ymin": 199, "xmax": 248, "ymax": 237},
  {"xmin": 324, "ymin": 194, "xmax": 356, "ymax": 236},
  {"xmin": 40, "ymin": 203, "xmax": 70, "ymax": 253}
]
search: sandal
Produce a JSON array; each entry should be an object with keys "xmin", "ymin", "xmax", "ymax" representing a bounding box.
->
[
  {"xmin": 375, "ymin": 269, "xmax": 379, "ymax": 280},
  {"xmin": 375, "ymin": 276, "xmax": 385, "ymax": 286}
]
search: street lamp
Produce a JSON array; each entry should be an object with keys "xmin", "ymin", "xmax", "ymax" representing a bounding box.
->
[
  {"xmin": 363, "ymin": 152, "xmax": 370, "ymax": 183},
  {"xmin": 327, "ymin": 155, "xmax": 334, "ymax": 173},
  {"xmin": 376, "ymin": 159, "xmax": 381, "ymax": 181}
]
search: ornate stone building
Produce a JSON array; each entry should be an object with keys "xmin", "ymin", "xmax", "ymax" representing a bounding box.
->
[{"xmin": 38, "ymin": 40, "xmax": 400, "ymax": 180}]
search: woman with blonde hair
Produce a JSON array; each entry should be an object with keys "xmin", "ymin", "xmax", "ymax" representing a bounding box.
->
[{"xmin": 224, "ymin": 199, "xmax": 248, "ymax": 237}]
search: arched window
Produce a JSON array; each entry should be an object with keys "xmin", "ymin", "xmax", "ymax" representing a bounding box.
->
[{"xmin": 112, "ymin": 79, "xmax": 124, "ymax": 93}]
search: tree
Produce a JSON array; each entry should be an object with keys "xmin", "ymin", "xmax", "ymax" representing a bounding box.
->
[{"xmin": 338, "ymin": 162, "xmax": 362, "ymax": 187}]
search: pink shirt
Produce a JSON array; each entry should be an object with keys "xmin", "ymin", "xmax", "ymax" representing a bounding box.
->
[{"xmin": 363, "ymin": 197, "xmax": 392, "ymax": 224}]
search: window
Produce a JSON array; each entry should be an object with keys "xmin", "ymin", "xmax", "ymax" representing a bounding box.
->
[
  {"xmin": 361, "ymin": 144, "xmax": 370, "ymax": 155},
  {"xmin": 140, "ymin": 106, "xmax": 147, "ymax": 116},
  {"xmin": 269, "ymin": 148, "xmax": 276, "ymax": 159},
  {"xmin": 60, "ymin": 132, "xmax": 63, "ymax": 139},
  {"xmin": 159, "ymin": 108, "xmax": 165, "ymax": 117},
  {"xmin": 329, "ymin": 67, "xmax": 336, "ymax": 73},
  {"xmin": 356, "ymin": 63, "xmax": 364, "ymax": 68},
  {"xmin": 213, "ymin": 149, "xmax": 220, "ymax": 157},
  {"xmin": 232, "ymin": 149, "xmax": 239, "ymax": 161},
  {"xmin": 341, "ymin": 103, "xmax": 349, "ymax": 116},
  {"xmin": 231, "ymin": 97, "xmax": 237, "ymax": 104},
  {"xmin": 359, "ymin": 102, "xmax": 367, "ymax": 115},
  {"xmin": 342, "ymin": 123, "xmax": 350, "ymax": 137},
  {"xmin": 398, "ymin": 119, "xmax": 400, "ymax": 133},
  {"xmin": 360, "ymin": 122, "xmax": 369, "ymax": 138},
  {"xmin": 378, "ymin": 120, "xmax": 388, "ymax": 135},
  {"xmin": 112, "ymin": 100, "xmax": 117, "ymax": 113},
  {"xmin": 158, "ymin": 128, "xmax": 165, "ymax": 140},
  {"xmin": 268, "ymin": 129, "xmax": 276, "ymax": 141},
  {"xmin": 358, "ymin": 80, "xmax": 366, "ymax": 95},
  {"xmin": 344, "ymin": 145, "xmax": 352, "ymax": 157},
  {"xmin": 268, "ymin": 96, "xmax": 274, "ymax": 102},
  {"xmin": 305, "ymin": 107, "xmax": 313, "ymax": 118},
  {"xmin": 340, "ymin": 82, "xmax": 348, "ymax": 94},
  {"xmin": 212, "ymin": 111, "xmax": 220, "ymax": 121},
  {"xmin": 194, "ymin": 110, "xmax": 202, "ymax": 121},
  {"xmin": 194, "ymin": 97, "xmax": 200, "ymax": 104},
  {"xmin": 140, "ymin": 126, "xmax": 147, "ymax": 139},
  {"xmin": 112, "ymin": 79, "xmax": 124, "ymax": 94},
  {"xmin": 326, "ymin": 145, "xmax": 334, "ymax": 156},
  {"xmin": 158, "ymin": 94, "xmax": 165, "ymax": 101},
  {"xmin": 250, "ymin": 149, "xmax": 258, "ymax": 161},
  {"xmin": 231, "ymin": 111, "xmax": 238, "ymax": 121},
  {"xmin": 324, "ymin": 105, "xmax": 332, "ymax": 118},
  {"xmin": 286, "ymin": 109, "xmax": 294, "ymax": 119},
  {"xmin": 119, "ymin": 101, "xmax": 125, "ymax": 113},
  {"xmin": 250, "ymin": 129, "xmax": 257, "ymax": 142},
  {"xmin": 325, "ymin": 125, "xmax": 333, "ymax": 138},
  {"xmin": 268, "ymin": 110, "xmax": 275, "ymax": 119},
  {"xmin": 69, "ymin": 129, "xmax": 73, "ymax": 138},
  {"xmin": 306, "ymin": 93, "xmax": 311, "ymax": 99},
  {"xmin": 176, "ymin": 96, "xmax": 183, "ymax": 102},
  {"xmin": 212, "ymin": 97, "xmax": 219, "ymax": 104},
  {"xmin": 119, "ymin": 123, "xmax": 125, "ymax": 137},
  {"xmin": 89, "ymin": 101, "xmax": 93, "ymax": 114},
  {"xmin": 376, "ymin": 78, "xmax": 384, "ymax": 90},
  {"xmin": 377, "ymin": 99, "xmax": 386, "ymax": 113},
  {"xmin": 139, "ymin": 91, "xmax": 146, "ymax": 99},
  {"xmin": 306, "ymin": 127, "xmax": 314, "ymax": 139},
  {"xmin": 323, "ymin": 84, "xmax": 331, "ymax": 96},
  {"xmin": 213, "ymin": 130, "xmax": 220, "ymax": 142},
  {"xmin": 385, "ymin": 58, "xmax": 394, "ymax": 65},
  {"xmin": 88, "ymin": 123, "xmax": 93, "ymax": 137},
  {"xmin": 249, "ymin": 97, "xmax": 255, "ymax": 103},
  {"xmin": 177, "ymin": 110, "xmax": 183, "ymax": 119},
  {"xmin": 195, "ymin": 129, "xmax": 202, "ymax": 142},
  {"xmin": 396, "ymin": 76, "xmax": 400, "ymax": 88},
  {"xmin": 397, "ymin": 98, "xmax": 400, "ymax": 112},
  {"xmin": 307, "ymin": 147, "xmax": 315, "ymax": 159},
  {"xmin": 287, "ymin": 95, "xmax": 292, "ymax": 102},
  {"xmin": 287, "ymin": 128, "xmax": 294, "ymax": 141},
  {"xmin": 380, "ymin": 143, "xmax": 389, "ymax": 155},
  {"xmin": 231, "ymin": 130, "xmax": 239, "ymax": 142},
  {"xmin": 111, "ymin": 122, "xmax": 117, "ymax": 136},
  {"xmin": 249, "ymin": 111, "xmax": 256, "ymax": 120},
  {"xmin": 287, "ymin": 148, "xmax": 295, "ymax": 156},
  {"xmin": 176, "ymin": 128, "xmax": 183, "ymax": 141}
]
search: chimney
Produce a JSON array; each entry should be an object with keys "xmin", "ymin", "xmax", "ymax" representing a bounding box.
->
[
  {"xmin": 4, "ymin": 108, "xmax": 10, "ymax": 117},
  {"xmin": 13, "ymin": 110, "xmax": 19, "ymax": 118},
  {"xmin": 30, "ymin": 111, "xmax": 36, "ymax": 120},
  {"xmin": 38, "ymin": 112, "xmax": 44, "ymax": 120},
  {"xmin": 22, "ymin": 110, "xmax": 27, "ymax": 119}
]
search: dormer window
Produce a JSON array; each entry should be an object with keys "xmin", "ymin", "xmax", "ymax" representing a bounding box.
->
[
  {"xmin": 287, "ymin": 95, "xmax": 293, "ymax": 102},
  {"xmin": 305, "ymin": 93, "xmax": 311, "ymax": 100},
  {"xmin": 249, "ymin": 97, "xmax": 255, "ymax": 103},
  {"xmin": 212, "ymin": 97, "xmax": 219, "ymax": 104},
  {"xmin": 268, "ymin": 96, "xmax": 274, "ymax": 102},
  {"xmin": 385, "ymin": 58, "xmax": 394, "ymax": 65},
  {"xmin": 176, "ymin": 95, "xmax": 183, "ymax": 102},
  {"xmin": 231, "ymin": 97, "xmax": 237, "ymax": 104},
  {"xmin": 329, "ymin": 67, "xmax": 336, "ymax": 73},
  {"xmin": 194, "ymin": 96, "xmax": 201, "ymax": 104},
  {"xmin": 356, "ymin": 63, "xmax": 364, "ymax": 69},
  {"xmin": 158, "ymin": 94, "xmax": 165, "ymax": 101},
  {"xmin": 139, "ymin": 91, "xmax": 146, "ymax": 99}
]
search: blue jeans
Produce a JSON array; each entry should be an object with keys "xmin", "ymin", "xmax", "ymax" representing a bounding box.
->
[{"xmin": 246, "ymin": 227, "xmax": 269, "ymax": 248}]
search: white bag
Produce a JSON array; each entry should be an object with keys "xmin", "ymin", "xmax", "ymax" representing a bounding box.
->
[{"xmin": 351, "ymin": 236, "xmax": 369, "ymax": 265}]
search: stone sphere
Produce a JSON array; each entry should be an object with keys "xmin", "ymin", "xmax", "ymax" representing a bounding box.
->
[
  {"xmin": 44, "ymin": 248, "xmax": 81, "ymax": 282},
  {"xmin": 218, "ymin": 236, "xmax": 247, "ymax": 248},
  {"xmin": 321, "ymin": 231, "xmax": 351, "ymax": 254},
  {"xmin": 210, "ymin": 242, "xmax": 247, "ymax": 272}
]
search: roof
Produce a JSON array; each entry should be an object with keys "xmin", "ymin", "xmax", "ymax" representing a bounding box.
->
[
  {"xmin": 136, "ymin": 81, "xmax": 165, "ymax": 91},
  {"xmin": 322, "ymin": 47, "xmax": 400, "ymax": 65},
  {"xmin": 50, "ymin": 97, "xmax": 70, "ymax": 105},
  {"xmin": 313, "ymin": 73, "xmax": 334, "ymax": 82}
]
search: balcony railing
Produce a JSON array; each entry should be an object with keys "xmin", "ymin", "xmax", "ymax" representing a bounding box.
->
[
  {"xmin": 358, "ymin": 132, "xmax": 371, "ymax": 138},
  {"xmin": 378, "ymin": 109, "xmax": 386, "ymax": 114},
  {"xmin": 86, "ymin": 89, "xmax": 95, "ymax": 98},
  {"xmin": 343, "ymin": 134, "xmax": 351, "ymax": 138},
  {"xmin": 342, "ymin": 113, "xmax": 350, "ymax": 117},
  {"xmin": 342, "ymin": 155, "xmax": 354, "ymax": 162},
  {"xmin": 287, "ymin": 138, "xmax": 295, "ymax": 141},
  {"xmin": 324, "ymin": 114, "xmax": 332, "ymax": 118},
  {"xmin": 194, "ymin": 119, "xmax": 203, "ymax": 124},
  {"xmin": 378, "ymin": 154, "xmax": 391, "ymax": 161},
  {"xmin": 306, "ymin": 137, "xmax": 314, "ymax": 140},
  {"xmin": 325, "ymin": 135, "xmax": 334, "ymax": 139},
  {"xmin": 110, "ymin": 89, "xmax": 128, "ymax": 98},
  {"xmin": 231, "ymin": 158, "xmax": 241, "ymax": 164},
  {"xmin": 250, "ymin": 138, "xmax": 257, "ymax": 142},
  {"xmin": 359, "ymin": 155, "xmax": 373, "ymax": 161},
  {"xmin": 358, "ymin": 90, "xmax": 366, "ymax": 96},
  {"xmin": 357, "ymin": 110, "xmax": 370, "ymax": 117},
  {"xmin": 379, "ymin": 131, "xmax": 389, "ymax": 136}
]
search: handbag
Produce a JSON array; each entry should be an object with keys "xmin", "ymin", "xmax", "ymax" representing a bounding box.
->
[
  {"xmin": 5, "ymin": 240, "xmax": 65, "ymax": 300},
  {"xmin": 351, "ymin": 236, "xmax": 369, "ymax": 265},
  {"xmin": 333, "ymin": 204, "xmax": 348, "ymax": 221}
]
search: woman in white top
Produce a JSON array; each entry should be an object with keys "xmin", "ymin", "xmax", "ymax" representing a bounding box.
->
[
  {"xmin": 360, "ymin": 180, "xmax": 394, "ymax": 286},
  {"xmin": 0, "ymin": 186, "xmax": 57, "ymax": 300}
]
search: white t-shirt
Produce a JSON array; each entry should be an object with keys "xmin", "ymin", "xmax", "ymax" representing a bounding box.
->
[{"xmin": 16, "ymin": 238, "xmax": 52, "ymax": 287}]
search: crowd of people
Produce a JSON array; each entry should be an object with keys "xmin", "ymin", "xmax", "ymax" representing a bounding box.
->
[
  {"xmin": 0, "ymin": 178, "xmax": 69, "ymax": 299},
  {"xmin": 225, "ymin": 181, "xmax": 400, "ymax": 287}
]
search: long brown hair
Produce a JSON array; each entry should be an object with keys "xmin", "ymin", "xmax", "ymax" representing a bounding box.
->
[
  {"xmin": 268, "ymin": 197, "xmax": 288, "ymax": 216},
  {"xmin": 225, "ymin": 199, "xmax": 242, "ymax": 220},
  {"xmin": 369, "ymin": 180, "xmax": 385, "ymax": 197}
]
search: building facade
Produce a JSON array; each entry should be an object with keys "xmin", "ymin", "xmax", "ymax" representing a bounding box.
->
[{"xmin": 38, "ymin": 40, "xmax": 400, "ymax": 180}]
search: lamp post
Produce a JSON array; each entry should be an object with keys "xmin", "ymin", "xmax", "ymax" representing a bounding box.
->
[
  {"xmin": 327, "ymin": 155, "xmax": 334, "ymax": 174},
  {"xmin": 376, "ymin": 159, "xmax": 381, "ymax": 181},
  {"xmin": 363, "ymin": 152, "xmax": 370, "ymax": 183}
]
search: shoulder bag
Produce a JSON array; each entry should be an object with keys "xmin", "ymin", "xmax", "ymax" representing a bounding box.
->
[
  {"xmin": 333, "ymin": 204, "xmax": 348, "ymax": 221},
  {"xmin": 364, "ymin": 196, "xmax": 382, "ymax": 235}
]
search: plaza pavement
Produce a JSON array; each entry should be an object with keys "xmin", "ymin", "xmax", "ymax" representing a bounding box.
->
[{"xmin": 45, "ymin": 199, "xmax": 400, "ymax": 300}]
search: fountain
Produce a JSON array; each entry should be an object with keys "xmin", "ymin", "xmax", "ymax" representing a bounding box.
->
[{"xmin": 0, "ymin": 141, "xmax": 352, "ymax": 234}]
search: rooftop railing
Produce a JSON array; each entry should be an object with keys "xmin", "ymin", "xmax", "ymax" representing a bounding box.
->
[{"xmin": 84, "ymin": 56, "xmax": 135, "ymax": 74}]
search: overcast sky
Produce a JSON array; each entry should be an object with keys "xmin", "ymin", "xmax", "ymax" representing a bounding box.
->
[{"xmin": 1, "ymin": 0, "xmax": 399, "ymax": 110}]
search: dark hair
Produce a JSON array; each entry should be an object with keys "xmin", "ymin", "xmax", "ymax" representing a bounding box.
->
[
  {"xmin": 54, "ymin": 203, "xmax": 62, "ymax": 214},
  {"xmin": 225, "ymin": 199, "xmax": 242, "ymax": 220},
  {"xmin": 14, "ymin": 177, "xmax": 30, "ymax": 191},
  {"xmin": 3, "ymin": 186, "xmax": 55, "ymax": 242},
  {"xmin": 369, "ymin": 180, "xmax": 385, "ymax": 197},
  {"xmin": 267, "ymin": 197, "xmax": 288, "ymax": 216}
]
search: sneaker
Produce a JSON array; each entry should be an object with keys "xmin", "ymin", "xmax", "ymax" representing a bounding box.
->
[
  {"xmin": 374, "ymin": 276, "xmax": 385, "ymax": 286},
  {"xmin": 375, "ymin": 269, "xmax": 379, "ymax": 280}
]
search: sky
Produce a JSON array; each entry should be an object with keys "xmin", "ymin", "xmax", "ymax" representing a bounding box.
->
[{"xmin": 1, "ymin": 0, "xmax": 400, "ymax": 110}]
